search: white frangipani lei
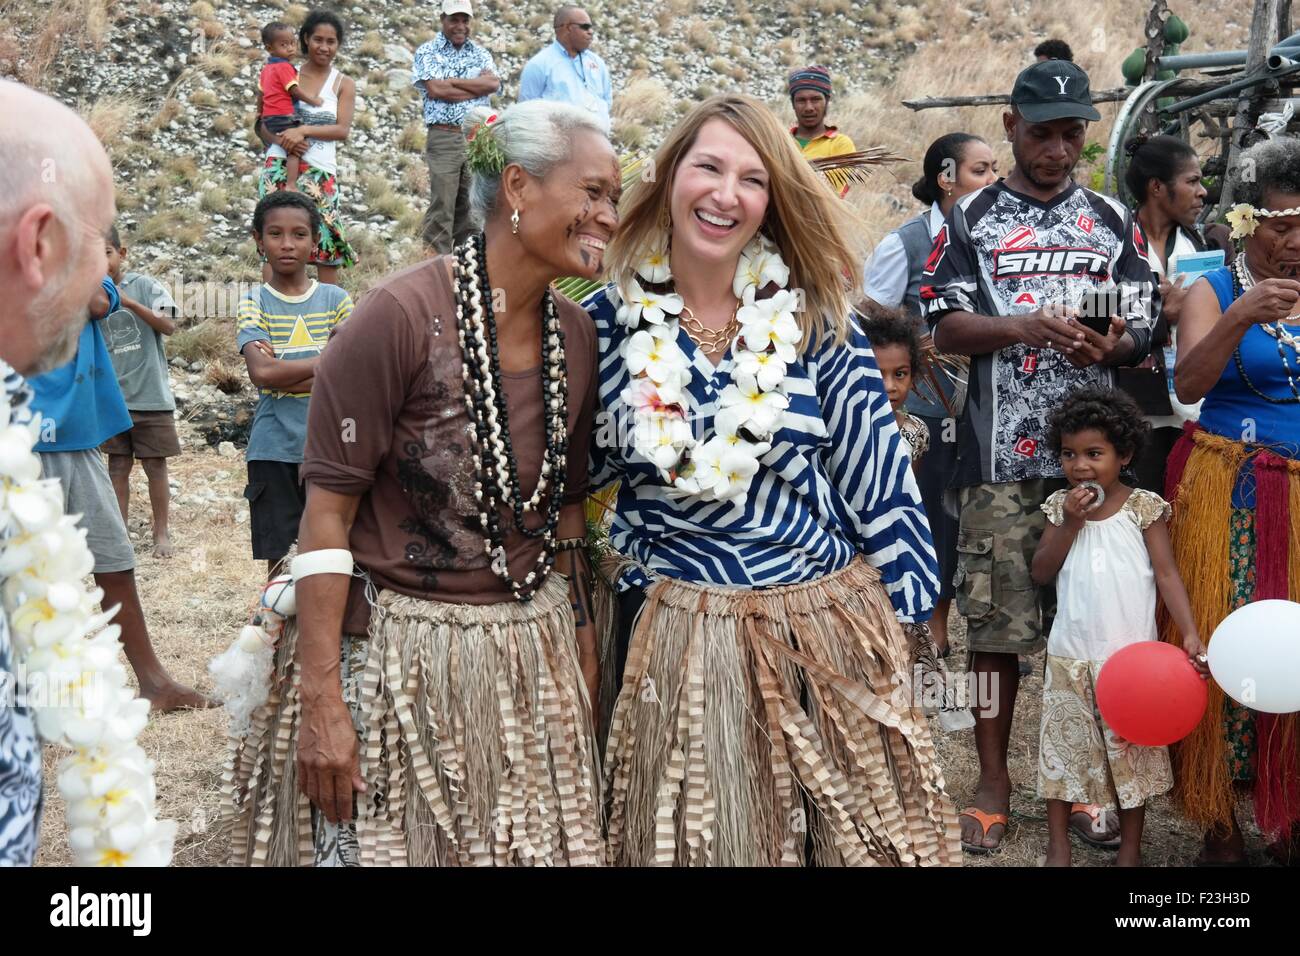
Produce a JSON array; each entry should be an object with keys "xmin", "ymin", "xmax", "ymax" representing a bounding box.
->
[
  {"xmin": 615, "ymin": 234, "xmax": 801, "ymax": 502},
  {"xmin": 0, "ymin": 417, "xmax": 176, "ymax": 866}
]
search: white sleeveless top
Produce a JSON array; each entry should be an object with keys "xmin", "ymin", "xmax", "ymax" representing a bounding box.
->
[{"xmin": 266, "ymin": 67, "xmax": 342, "ymax": 175}]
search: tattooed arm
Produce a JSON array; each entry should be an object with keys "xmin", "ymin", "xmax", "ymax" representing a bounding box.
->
[{"xmin": 556, "ymin": 504, "xmax": 599, "ymax": 721}]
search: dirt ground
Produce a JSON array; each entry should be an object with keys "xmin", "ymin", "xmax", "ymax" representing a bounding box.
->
[{"xmin": 34, "ymin": 442, "xmax": 1270, "ymax": 867}]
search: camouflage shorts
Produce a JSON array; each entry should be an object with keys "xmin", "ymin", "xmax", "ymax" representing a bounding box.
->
[{"xmin": 955, "ymin": 478, "xmax": 1065, "ymax": 657}]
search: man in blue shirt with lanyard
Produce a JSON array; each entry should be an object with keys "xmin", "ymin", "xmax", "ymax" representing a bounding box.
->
[
  {"xmin": 413, "ymin": 0, "xmax": 501, "ymax": 253},
  {"xmin": 518, "ymin": 5, "xmax": 612, "ymax": 132}
]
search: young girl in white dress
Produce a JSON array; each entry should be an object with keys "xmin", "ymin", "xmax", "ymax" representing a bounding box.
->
[{"xmin": 1031, "ymin": 385, "xmax": 1208, "ymax": 866}]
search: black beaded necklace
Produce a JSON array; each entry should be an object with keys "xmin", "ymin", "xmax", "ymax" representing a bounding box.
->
[
  {"xmin": 1231, "ymin": 255, "xmax": 1300, "ymax": 405},
  {"xmin": 454, "ymin": 232, "xmax": 569, "ymax": 601}
]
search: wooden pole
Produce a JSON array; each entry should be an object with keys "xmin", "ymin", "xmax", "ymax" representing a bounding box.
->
[
  {"xmin": 1142, "ymin": 1, "xmax": 1171, "ymax": 85},
  {"xmin": 1220, "ymin": 0, "xmax": 1282, "ymax": 213}
]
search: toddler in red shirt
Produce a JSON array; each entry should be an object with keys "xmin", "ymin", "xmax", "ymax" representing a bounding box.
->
[{"xmin": 259, "ymin": 22, "xmax": 322, "ymax": 189}]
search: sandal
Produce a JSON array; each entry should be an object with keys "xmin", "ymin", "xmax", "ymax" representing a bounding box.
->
[
  {"xmin": 1069, "ymin": 803, "xmax": 1121, "ymax": 850},
  {"xmin": 959, "ymin": 807, "xmax": 1009, "ymax": 855}
]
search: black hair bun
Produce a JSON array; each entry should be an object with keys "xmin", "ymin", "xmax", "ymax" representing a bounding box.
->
[
  {"xmin": 911, "ymin": 175, "xmax": 934, "ymax": 205},
  {"xmin": 1124, "ymin": 134, "xmax": 1150, "ymax": 158}
]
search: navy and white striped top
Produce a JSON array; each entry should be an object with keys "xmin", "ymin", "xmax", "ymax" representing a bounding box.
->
[{"xmin": 585, "ymin": 286, "xmax": 940, "ymax": 622}]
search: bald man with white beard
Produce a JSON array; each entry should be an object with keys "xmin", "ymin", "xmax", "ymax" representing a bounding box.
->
[
  {"xmin": 0, "ymin": 79, "xmax": 120, "ymax": 864},
  {"xmin": 0, "ymin": 81, "xmax": 209, "ymax": 864}
]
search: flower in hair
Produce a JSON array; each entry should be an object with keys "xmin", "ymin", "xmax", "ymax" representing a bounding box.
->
[{"xmin": 1226, "ymin": 203, "xmax": 1258, "ymax": 241}]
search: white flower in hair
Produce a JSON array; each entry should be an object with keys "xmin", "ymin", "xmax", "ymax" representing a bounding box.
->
[
  {"xmin": 617, "ymin": 277, "xmax": 684, "ymax": 327},
  {"xmin": 634, "ymin": 242, "xmax": 672, "ymax": 284},
  {"xmin": 733, "ymin": 236, "xmax": 790, "ymax": 298},
  {"xmin": 717, "ymin": 371, "xmax": 790, "ymax": 436}
]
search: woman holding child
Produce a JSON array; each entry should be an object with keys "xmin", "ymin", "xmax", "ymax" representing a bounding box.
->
[
  {"xmin": 586, "ymin": 94, "xmax": 959, "ymax": 866},
  {"xmin": 257, "ymin": 9, "xmax": 358, "ymax": 281},
  {"xmin": 1163, "ymin": 138, "xmax": 1300, "ymax": 865}
]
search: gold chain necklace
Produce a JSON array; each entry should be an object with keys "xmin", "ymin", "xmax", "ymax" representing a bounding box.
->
[{"xmin": 679, "ymin": 300, "xmax": 741, "ymax": 355}]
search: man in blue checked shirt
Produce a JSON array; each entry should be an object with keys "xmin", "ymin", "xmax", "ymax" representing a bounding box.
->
[
  {"xmin": 518, "ymin": 5, "xmax": 612, "ymax": 132},
  {"xmin": 413, "ymin": 0, "xmax": 501, "ymax": 253}
]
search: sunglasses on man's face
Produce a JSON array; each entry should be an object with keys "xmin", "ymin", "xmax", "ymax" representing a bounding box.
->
[{"xmin": 568, "ymin": 22, "xmax": 594, "ymax": 31}]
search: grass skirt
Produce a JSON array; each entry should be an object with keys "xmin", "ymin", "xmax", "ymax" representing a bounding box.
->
[
  {"xmin": 223, "ymin": 572, "xmax": 603, "ymax": 866},
  {"xmin": 1162, "ymin": 423, "xmax": 1300, "ymax": 837},
  {"xmin": 602, "ymin": 558, "xmax": 962, "ymax": 866}
]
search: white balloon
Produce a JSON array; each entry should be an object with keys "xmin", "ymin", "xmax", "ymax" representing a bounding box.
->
[
  {"xmin": 1207, "ymin": 600, "xmax": 1300, "ymax": 714},
  {"xmin": 261, "ymin": 575, "xmax": 296, "ymax": 617}
]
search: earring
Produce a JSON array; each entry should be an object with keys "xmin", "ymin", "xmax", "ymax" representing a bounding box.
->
[
  {"xmin": 946, "ymin": 188, "xmax": 953, "ymax": 197},
  {"xmin": 511, "ymin": 208, "xmax": 521, "ymax": 235},
  {"xmin": 659, "ymin": 205, "xmax": 672, "ymax": 232}
]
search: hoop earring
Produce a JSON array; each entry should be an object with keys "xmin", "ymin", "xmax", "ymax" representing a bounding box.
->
[
  {"xmin": 511, "ymin": 209, "xmax": 520, "ymax": 235},
  {"xmin": 659, "ymin": 206, "xmax": 672, "ymax": 232}
]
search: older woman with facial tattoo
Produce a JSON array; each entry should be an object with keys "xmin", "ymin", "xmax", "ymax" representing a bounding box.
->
[
  {"xmin": 225, "ymin": 100, "xmax": 619, "ymax": 866},
  {"xmin": 586, "ymin": 94, "xmax": 956, "ymax": 867},
  {"xmin": 1162, "ymin": 137, "xmax": 1300, "ymax": 866}
]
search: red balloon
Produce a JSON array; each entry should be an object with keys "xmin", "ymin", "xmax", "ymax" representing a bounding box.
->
[{"xmin": 1095, "ymin": 641, "xmax": 1208, "ymax": 746}]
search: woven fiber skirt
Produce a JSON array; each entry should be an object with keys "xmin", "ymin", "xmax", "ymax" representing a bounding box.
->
[
  {"xmin": 603, "ymin": 558, "xmax": 962, "ymax": 866},
  {"xmin": 222, "ymin": 571, "xmax": 603, "ymax": 866}
]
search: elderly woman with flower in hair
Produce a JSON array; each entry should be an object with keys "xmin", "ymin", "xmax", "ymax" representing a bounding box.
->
[
  {"xmin": 223, "ymin": 100, "xmax": 619, "ymax": 866},
  {"xmin": 586, "ymin": 94, "xmax": 956, "ymax": 867},
  {"xmin": 1162, "ymin": 137, "xmax": 1300, "ymax": 865}
]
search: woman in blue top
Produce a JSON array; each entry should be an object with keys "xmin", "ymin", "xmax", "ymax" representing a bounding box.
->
[
  {"xmin": 587, "ymin": 95, "xmax": 956, "ymax": 866},
  {"xmin": 1163, "ymin": 138, "xmax": 1300, "ymax": 865}
]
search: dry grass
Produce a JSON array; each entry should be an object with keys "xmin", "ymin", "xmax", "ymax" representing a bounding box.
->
[
  {"xmin": 685, "ymin": 19, "xmax": 717, "ymax": 54},
  {"xmin": 613, "ymin": 119, "xmax": 648, "ymax": 149},
  {"xmin": 205, "ymin": 360, "xmax": 244, "ymax": 394},
  {"xmin": 357, "ymin": 29, "xmax": 385, "ymax": 59},
  {"xmin": 170, "ymin": 318, "xmax": 231, "ymax": 363},
  {"xmin": 80, "ymin": 94, "xmax": 144, "ymax": 156},
  {"xmin": 613, "ymin": 77, "xmax": 670, "ymax": 127},
  {"xmin": 190, "ymin": 88, "xmax": 220, "ymax": 109},
  {"xmin": 398, "ymin": 119, "xmax": 425, "ymax": 153},
  {"xmin": 211, "ymin": 112, "xmax": 237, "ymax": 135},
  {"xmin": 199, "ymin": 186, "xmax": 229, "ymax": 213},
  {"xmin": 197, "ymin": 42, "xmax": 241, "ymax": 80}
]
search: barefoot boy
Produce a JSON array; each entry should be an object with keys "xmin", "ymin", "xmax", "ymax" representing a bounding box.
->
[
  {"xmin": 100, "ymin": 224, "xmax": 181, "ymax": 558},
  {"xmin": 238, "ymin": 191, "xmax": 352, "ymax": 578}
]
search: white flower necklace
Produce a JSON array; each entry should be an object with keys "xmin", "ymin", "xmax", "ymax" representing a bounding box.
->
[
  {"xmin": 614, "ymin": 234, "xmax": 802, "ymax": 502},
  {"xmin": 0, "ymin": 402, "xmax": 175, "ymax": 866}
]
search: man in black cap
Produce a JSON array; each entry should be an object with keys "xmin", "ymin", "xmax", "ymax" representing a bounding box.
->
[{"xmin": 920, "ymin": 60, "xmax": 1158, "ymax": 857}]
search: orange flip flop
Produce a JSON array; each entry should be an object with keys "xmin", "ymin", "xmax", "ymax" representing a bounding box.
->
[
  {"xmin": 959, "ymin": 807, "xmax": 1009, "ymax": 855},
  {"xmin": 1069, "ymin": 803, "xmax": 1121, "ymax": 850}
]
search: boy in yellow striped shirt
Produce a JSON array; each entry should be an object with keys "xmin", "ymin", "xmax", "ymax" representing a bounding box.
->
[{"xmin": 237, "ymin": 191, "xmax": 353, "ymax": 575}]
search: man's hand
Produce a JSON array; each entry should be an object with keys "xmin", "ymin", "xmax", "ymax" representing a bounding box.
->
[
  {"xmin": 297, "ymin": 693, "xmax": 366, "ymax": 824},
  {"xmin": 1015, "ymin": 303, "xmax": 1085, "ymax": 353},
  {"xmin": 1064, "ymin": 316, "xmax": 1127, "ymax": 368}
]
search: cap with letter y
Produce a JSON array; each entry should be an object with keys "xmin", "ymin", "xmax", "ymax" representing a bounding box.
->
[{"xmin": 1010, "ymin": 60, "xmax": 1102, "ymax": 122}]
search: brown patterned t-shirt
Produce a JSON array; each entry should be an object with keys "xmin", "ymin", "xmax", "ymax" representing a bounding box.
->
[{"xmin": 300, "ymin": 256, "xmax": 597, "ymax": 633}]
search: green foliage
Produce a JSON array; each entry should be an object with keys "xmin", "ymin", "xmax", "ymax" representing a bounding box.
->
[{"xmin": 1080, "ymin": 142, "xmax": 1106, "ymax": 165}]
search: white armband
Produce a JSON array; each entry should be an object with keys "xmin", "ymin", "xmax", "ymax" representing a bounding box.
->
[{"xmin": 290, "ymin": 549, "xmax": 354, "ymax": 581}]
